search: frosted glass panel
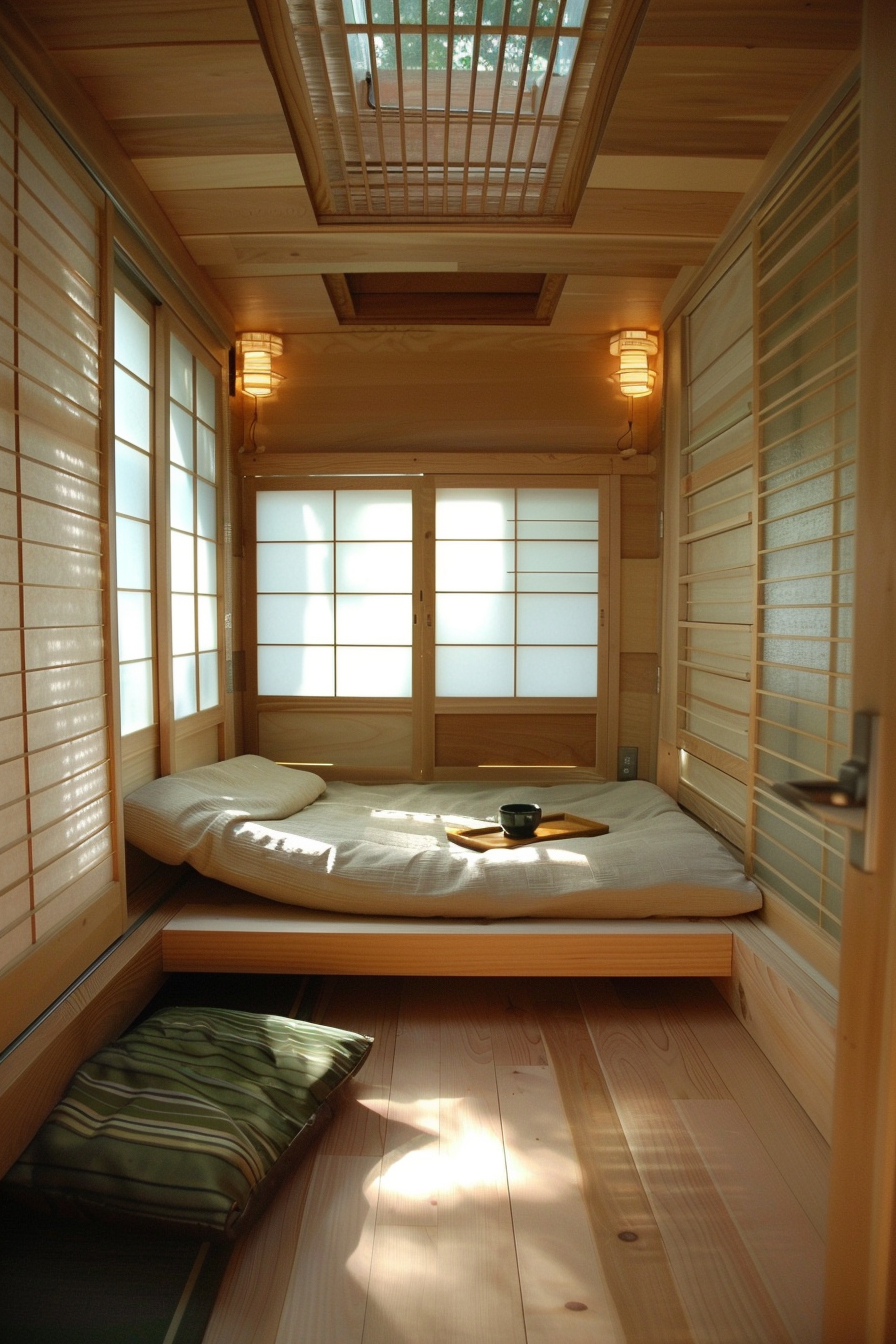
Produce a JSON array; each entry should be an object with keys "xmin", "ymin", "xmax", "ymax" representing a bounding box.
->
[
  {"xmin": 518, "ymin": 646, "xmax": 596, "ymax": 696},
  {"xmin": 517, "ymin": 540, "xmax": 597, "ymax": 576},
  {"xmin": 197, "ymin": 595, "xmax": 217, "ymax": 652},
  {"xmin": 118, "ymin": 591, "xmax": 152, "ymax": 661},
  {"xmin": 196, "ymin": 422, "xmax": 215, "ymax": 481},
  {"xmin": 336, "ymin": 595, "xmax": 411, "ymax": 645},
  {"xmin": 196, "ymin": 361, "xmax": 216, "ymax": 428},
  {"xmin": 436, "ymin": 489, "xmax": 514, "ymax": 539},
  {"xmin": 258, "ymin": 595, "xmax": 334, "ymax": 645},
  {"xmin": 517, "ymin": 593, "xmax": 597, "ymax": 644},
  {"xmin": 257, "ymin": 542, "xmax": 333, "ymax": 593},
  {"xmin": 170, "ymin": 465, "xmax": 193, "ymax": 533},
  {"xmin": 115, "ymin": 443, "xmax": 150, "ymax": 522},
  {"xmin": 336, "ymin": 541, "xmax": 411, "ymax": 593},
  {"xmin": 436, "ymin": 592, "xmax": 514, "ymax": 644},
  {"xmin": 436, "ymin": 541, "xmax": 514, "ymax": 591},
  {"xmin": 170, "ymin": 530, "xmax": 195, "ymax": 594},
  {"xmin": 115, "ymin": 517, "xmax": 150, "ymax": 590},
  {"xmin": 517, "ymin": 488, "xmax": 598, "ymax": 522},
  {"xmin": 173, "ymin": 654, "xmax": 197, "ymax": 718},
  {"xmin": 517, "ymin": 569, "xmax": 598, "ymax": 592},
  {"xmin": 114, "ymin": 367, "xmax": 150, "ymax": 451},
  {"xmin": 437, "ymin": 646, "xmax": 514, "ymax": 696},
  {"xmin": 257, "ymin": 491, "xmax": 332, "ymax": 541},
  {"xmin": 197, "ymin": 480, "xmax": 216, "ymax": 540},
  {"xmin": 171, "ymin": 593, "xmax": 196, "ymax": 655},
  {"xmin": 169, "ymin": 335, "xmax": 192, "ymax": 408},
  {"xmin": 337, "ymin": 647, "xmax": 411, "ymax": 696},
  {"xmin": 119, "ymin": 658, "xmax": 153, "ymax": 735},
  {"xmin": 259, "ymin": 645, "xmax": 334, "ymax": 696},
  {"xmin": 336, "ymin": 490, "xmax": 412, "ymax": 540},
  {"xmin": 114, "ymin": 294, "xmax": 149, "ymax": 381},
  {"xmin": 197, "ymin": 538, "xmax": 216, "ymax": 595},
  {"xmin": 199, "ymin": 650, "xmax": 219, "ymax": 710},
  {"xmin": 169, "ymin": 402, "xmax": 193, "ymax": 469}
]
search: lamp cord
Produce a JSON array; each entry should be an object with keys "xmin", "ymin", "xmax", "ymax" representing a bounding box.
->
[
  {"xmin": 247, "ymin": 397, "xmax": 259, "ymax": 452},
  {"xmin": 616, "ymin": 396, "xmax": 635, "ymax": 455}
]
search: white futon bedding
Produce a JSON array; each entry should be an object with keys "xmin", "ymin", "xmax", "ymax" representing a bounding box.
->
[{"xmin": 124, "ymin": 755, "xmax": 761, "ymax": 920}]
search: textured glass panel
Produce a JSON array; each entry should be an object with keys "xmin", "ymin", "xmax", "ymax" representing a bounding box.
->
[
  {"xmin": 517, "ymin": 520, "xmax": 597, "ymax": 541},
  {"xmin": 114, "ymin": 368, "xmax": 150, "ymax": 451},
  {"xmin": 517, "ymin": 645, "xmax": 596, "ymax": 696},
  {"xmin": 173, "ymin": 654, "xmax": 197, "ymax": 718},
  {"xmin": 336, "ymin": 541, "xmax": 411, "ymax": 593},
  {"xmin": 337, "ymin": 647, "xmax": 412, "ymax": 697},
  {"xmin": 171, "ymin": 593, "xmax": 196, "ymax": 655},
  {"xmin": 196, "ymin": 538, "xmax": 217, "ymax": 595},
  {"xmin": 196, "ymin": 361, "xmax": 216, "ymax": 429},
  {"xmin": 258, "ymin": 594, "xmax": 334, "ymax": 645},
  {"xmin": 199, "ymin": 651, "xmax": 219, "ymax": 710},
  {"xmin": 169, "ymin": 402, "xmax": 194, "ymax": 470},
  {"xmin": 169, "ymin": 335, "xmax": 193, "ymax": 409},
  {"xmin": 114, "ymin": 294, "xmax": 150, "ymax": 381},
  {"xmin": 436, "ymin": 592, "xmax": 514, "ymax": 644},
  {"xmin": 436, "ymin": 489, "xmax": 514, "ymax": 539},
  {"xmin": 117, "ymin": 591, "xmax": 152, "ymax": 661},
  {"xmin": 258, "ymin": 645, "xmax": 334, "ymax": 697},
  {"xmin": 197, "ymin": 422, "xmax": 215, "ymax": 482},
  {"xmin": 257, "ymin": 490, "xmax": 332, "ymax": 541},
  {"xmin": 336, "ymin": 490, "xmax": 412, "ymax": 541},
  {"xmin": 119, "ymin": 659, "xmax": 154, "ymax": 735},
  {"xmin": 517, "ymin": 488, "xmax": 597, "ymax": 522},
  {"xmin": 517, "ymin": 540, "xmax": 597, "ymax": 576},
  {"xmin": 169, "ymin": 465, "xmax": 193, "ymax": 533},
  {"xmin": 336, "ymin": 594, "xmax": 411, "ymax": 645},
  {"xmin": 517, "ymin": 593, "xmax": 597, "ymax": 645},
  {"xmin": 115, "ymin": 517, "xmax": 150, "ymax": 590},
  {"xmin": 436, "ymin": 645, "xmax": 513, "ymax": 696},
  {"xmin": 436, "ymin": 540, "xmax": 514, "ymax": 591},
  {"xmin": 170, "ymin": 530, "xmax": 195, "ymax": 594},
  {"xmin": 197, "ymin": 595, "xmax": 217, "ymax": 652},
  {"xmin": 517, "ymin": 569, "xmax": 597, "ymax": 593},
  {"xmin": 256, "ymin": 542, "xmax": 333, "ymax": 593},
  {"xmin": 197, "ymin": 481, "xmax": 216, "ymax": 540}
]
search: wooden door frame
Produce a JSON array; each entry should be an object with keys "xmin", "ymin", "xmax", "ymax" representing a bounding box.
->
[{"xmin": 822, "ymin": 1, "xmax": 896, "ymax": 1337}]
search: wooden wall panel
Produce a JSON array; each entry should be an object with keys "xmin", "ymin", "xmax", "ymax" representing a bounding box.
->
[
  {"xmin": 258, "ymin": 710, "xmax": 414, "ymax": 773},
  {"xmin": 620, "ymin": 558, "xmax": 660, "ymax": 653},
  {"xmin": 434, "ymin": 714, "xmax": 596, "ymax": 768}
]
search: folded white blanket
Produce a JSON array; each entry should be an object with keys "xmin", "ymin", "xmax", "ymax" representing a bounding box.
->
[{"xmin": 124, "ymin": 756, "xmax": 761, "ymax": 920}]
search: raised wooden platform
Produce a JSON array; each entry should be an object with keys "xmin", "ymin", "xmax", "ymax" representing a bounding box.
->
[{"xmin": 161, "ymin": 899, "xmax": 734, "ymax": 977}]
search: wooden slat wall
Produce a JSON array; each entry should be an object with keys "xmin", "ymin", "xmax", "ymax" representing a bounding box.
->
[
  {"xmin": 675, "ymin": 240, "xmax": 754, "ymax": 849},
  {"xmin": 0, "ymin": 70, "xmax": 122, "ymax": 1050}
]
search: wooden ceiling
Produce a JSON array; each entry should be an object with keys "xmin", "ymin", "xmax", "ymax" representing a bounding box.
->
[{"xmin": 6, "ymin": 0, "xmax": 861, "ymax": 451}]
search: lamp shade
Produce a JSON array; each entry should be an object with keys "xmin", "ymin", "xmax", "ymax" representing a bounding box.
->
[
  {"xmin": 610, "ymin": 329, "xmax": 658, "ymax": 398},
  {"xmin": 237, "ymin": 333, "xmax": 284, "ymax": 398}
]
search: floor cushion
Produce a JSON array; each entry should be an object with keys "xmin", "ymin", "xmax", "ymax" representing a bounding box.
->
[{"xmin": 2, "ymin": 1006, "xmax": 372, "ymax": 1241}]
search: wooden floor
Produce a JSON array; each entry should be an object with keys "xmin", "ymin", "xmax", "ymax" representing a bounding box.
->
[{"xmin": 203, "ymin": 976, "xmax": 828, "ymax": 1344}]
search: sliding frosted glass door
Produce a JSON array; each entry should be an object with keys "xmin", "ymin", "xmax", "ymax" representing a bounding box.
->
[{"xmin": 435, "ymin": 488, "xmax": 599, "ymax": 697}]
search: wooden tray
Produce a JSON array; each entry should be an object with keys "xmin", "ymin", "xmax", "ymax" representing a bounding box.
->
[{"xmin": 446, "ymin": 812, "xmax": 609, "ymax": 852}]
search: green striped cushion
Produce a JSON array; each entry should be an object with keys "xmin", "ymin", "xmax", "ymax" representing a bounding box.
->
[{"xmin": 3, "ymin": 1007, "xmax": 372, "ymax": 1240}]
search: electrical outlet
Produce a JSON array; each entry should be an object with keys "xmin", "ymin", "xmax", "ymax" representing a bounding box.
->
[{"xmin": 617, "ymin": 746, "xmax": 639, "ymax": 781}]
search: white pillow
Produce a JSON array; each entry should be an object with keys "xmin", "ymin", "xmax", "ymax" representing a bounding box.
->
[{"xmin": 124, "ymin": 755, "xmax": 327, "ymax": 865}]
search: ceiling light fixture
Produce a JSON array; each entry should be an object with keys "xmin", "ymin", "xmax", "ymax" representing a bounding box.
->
[{"xmin": 610, "ymin": 329, "xmax": 658, "ymax": 399}]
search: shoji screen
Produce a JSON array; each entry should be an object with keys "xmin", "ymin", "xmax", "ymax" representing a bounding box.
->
[
  {"xmin": 677, "ymin": 243, "xmax": 754, "ymax": 848},
  {"xmin": 751, "ymin": 100, "xmax": 858, "ymax": 942},
  {"xmin": 0, "ymin": 78, "xmax": 120, "ymax": 1046}
]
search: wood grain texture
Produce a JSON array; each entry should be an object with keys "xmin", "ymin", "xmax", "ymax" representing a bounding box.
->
[{"xmin": 434, "ymin": 713, "xmax": 597, "ymax": 768}]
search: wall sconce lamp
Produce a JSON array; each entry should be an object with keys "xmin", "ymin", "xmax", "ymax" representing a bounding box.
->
[
  {"xmin": 237, "ymin": 332, "xmax": 283, "ymax": 398},
  {"xmin": 610, "ymin": 329, "xmax": 658, "ymax": 399}
]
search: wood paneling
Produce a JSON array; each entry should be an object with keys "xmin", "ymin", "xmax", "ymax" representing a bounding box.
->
[
  {"xmin": 620, "ymin": 558, "xmax": 659, "ymax": 652},
  {"xmin": 434, "ymin": 714, "xmax": 596, "ymax": 768},
  {"xmin": 572, "ymin": 187, "xmax": 742, "ymax": 237},
  {"xmin": 258, "ymin": 711, "xmax": 414, "ymax": 773},
  {"xmin": 155, "ymin": 186, "xmax": 317, "ymax": 236},
  {"xmin": 21, "ymin": 1, "xmax": 258, "ymax": 47},
  {"xmin": 639, "ymin": 0, "xmax": 861, "ymax": 48}
]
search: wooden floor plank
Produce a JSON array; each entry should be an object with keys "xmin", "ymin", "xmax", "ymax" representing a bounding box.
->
[
  {"xmin": 496, "ymin": 1062, "xmax": 627, "ymax": 1343},
  {"xmin": 434, "ymin": 979, "xmax": 528, "ymax": 1344},
  {"xmin": 667, "ymin": 979, "xmax": 830, "ymax": 1237},
  {"xmin": 679, "ymin": 1099, "xmax": 825, "ymax": 1344},
  {"xmin": 314, "ymin": 976, "xmax": 402, "ymax": 1158},
  {"xmin": 523, "ymin": 979, "xmax": 697, "ymax": 1344},
  {"xmin": 202, "ymin": 1156, "xmax": 315, "ymax": 1344},
  {"xmin": 577, "ymin": 977, "xmax": 732, "ymax": 1106},
  {"xmin": 617, "ymin": 1102, "xmax": 796, "ymax": 1343},
  {"xmin": 274, "ymin": 1155, "xmax": 382, "ymax": 1344},
  {"xmin": 483, "ymin": 978, "xmax": 549, "ymax": 1067},
  {"xmin": 360, "ymin": 1226, "xmax": 441, "ymax": 1344}
]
